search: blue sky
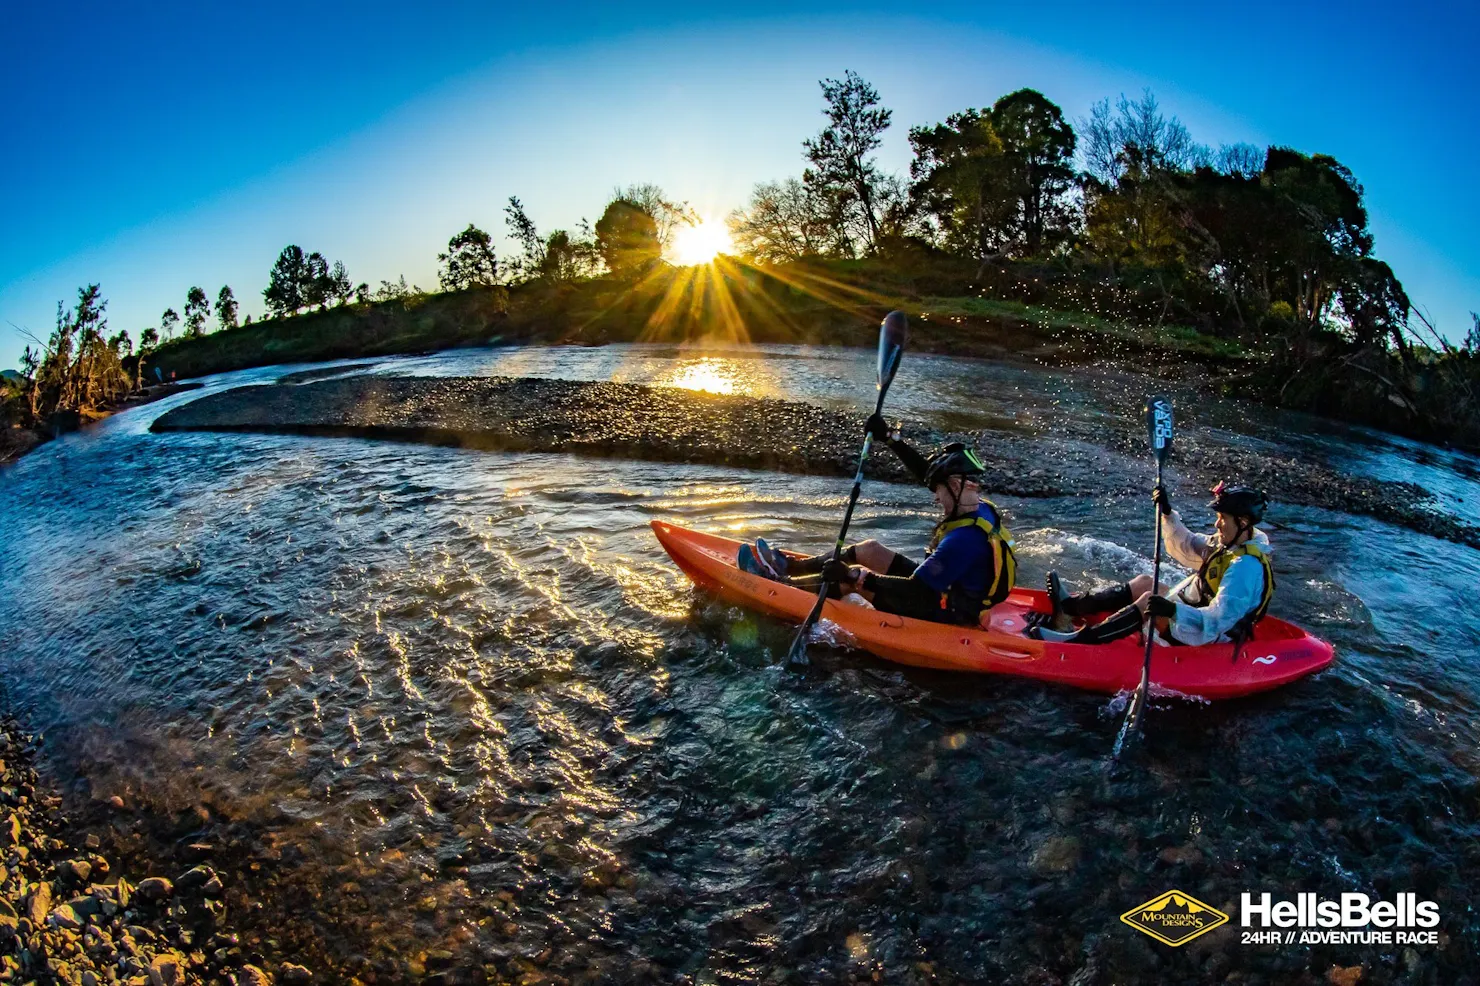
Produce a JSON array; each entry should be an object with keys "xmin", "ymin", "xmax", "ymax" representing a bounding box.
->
[{"xmin": 3, "ymin": 1, "xmax": 1475, "ymax": 369}]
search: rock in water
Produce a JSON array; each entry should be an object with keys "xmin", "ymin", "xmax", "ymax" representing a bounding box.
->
[
  {"xmin": 149, "ymin": 951, "xmax": 184, "ymax": 986},
  {"xmin": 281, "ymin": 963, "xmax": 313, "ymax": 984},
  {"xmin": 233, "ymin": 966, "xmax": 272, "ymax": 986},
  {"xmin": 176, "ymin": 865, "xmax": 214, "ymax": 891},
  {"xmin": 135, "ymin": 877, "xmax": 174, "ymax": 902},
  {"xmin": 1029, "ymin": 835, "xmax": 1082, "ymax": 875},
  {"xmin": 27, "ymin": 881, "xmax": 52, "ymax": 926},
  {"xmin": 49, "ymin": 903, "xmax": 84, "ymax": 929}
]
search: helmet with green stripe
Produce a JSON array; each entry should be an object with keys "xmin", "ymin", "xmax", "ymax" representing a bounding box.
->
[{"xmin": 923, "ymin": 442, "xmax": 986, "ymax": 490}]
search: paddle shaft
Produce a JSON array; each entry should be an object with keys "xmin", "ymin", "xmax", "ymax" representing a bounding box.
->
[
  {"xmin": 786, "ymin": 387, "xmax": 889, "ymax": 666},
  {"xmin": 1114, "ymin": 459, "xmax": 1166, "ymax": 754}
]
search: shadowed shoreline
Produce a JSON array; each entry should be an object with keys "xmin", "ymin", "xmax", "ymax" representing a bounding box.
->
[{"xmin": 151, "ymin": 375, "xmax": 1480, "ymax": 548}]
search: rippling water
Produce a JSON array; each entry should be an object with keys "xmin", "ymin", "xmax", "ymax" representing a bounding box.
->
[{"xmin": 2, "ymin": 345, "xmax": 1479, "ymax": 982}]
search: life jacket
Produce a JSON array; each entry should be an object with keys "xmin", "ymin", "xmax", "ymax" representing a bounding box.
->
[
  {"xmin": 926, "ymin": 502, "xmax": 1017, "ymax": 621},
  {"xmin": 1191, "ymin": 540, "xmax": 1275, "ymax": 643}
]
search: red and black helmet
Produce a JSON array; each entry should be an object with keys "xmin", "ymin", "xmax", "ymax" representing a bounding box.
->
[{"xmin": 1209, "ymin": 481, "xmax": 1268, "ymax": 522}]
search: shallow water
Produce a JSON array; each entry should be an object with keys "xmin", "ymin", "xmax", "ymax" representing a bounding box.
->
[{"xmin": 2, "ymin": 344, "xmax": 1478, "ymax": 982}]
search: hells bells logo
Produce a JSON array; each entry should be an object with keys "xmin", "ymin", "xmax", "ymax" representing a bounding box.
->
[{"xmin": 1121, "ymin": 890, "xmax": 1230, "ymax": 946}]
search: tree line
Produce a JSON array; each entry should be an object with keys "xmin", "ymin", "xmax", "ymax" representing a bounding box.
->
[
  {"xmin": 7, "ymin": 72, "xmax": 1476, "ymax": 446},
  {"xmin": 727, "ymin": 73, "xmax": 1479, "ymax": 442}
]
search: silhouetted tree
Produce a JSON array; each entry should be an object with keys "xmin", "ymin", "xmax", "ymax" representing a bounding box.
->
[
  {"xmin": 728, "ymin": 179, "xmax": 833, "ymax": 262},
  {"xmin": 27, "ymin": 285, "xmax": 130, "ymax": 418},
  {"xmin": 595, "ymin": 199, "xmax": 662, "ymax": 279},
  {"xmin": 540, "ymin": 225, "xmax": 600, "ymax": 282},
  {"xmin": 216, "ymin": 285, "xmax": 239, "ymax": 330},
  {"xmin": 1081, "ymin": 90, "xmax": 1204, "ymax": 185},
  {"xmin": 301, "ymin": 252, "xmax": 331, "ymax": 309},
  {"xmin": 505, "ymin": 197, "xmax": 545, "ymax": 281},
  {"xmin": 264, "ymin": 246, "xmax": 309, "ymax": 317},
  {"xmin": 909, "ymin": 110, "xmax": 1010, "ymax": 262},
  {"xmin": 989, "ymin": 89, "xmax": 1077, "ymax": 256},
  {"xmin": 183, "ymin": 286, "xmax": 210, "ymax": 338},
  {"xmin": 327, "ymin": 260, "xmax": 354, "ymax": 306},
  {"xmin": 438, "ymin": 224, "xmax": 500, "ymax": 290},
  {"xmin": 1215, "ymin": 142, "xmax": 1264, "ymax": 178},
  {"xmin": 612, "ymin": 184, "xmax": 690, "ymax": 251},
  {"xmin": 504, "ymin": 198, "xmax": 598, "ymax": 283},
  {"xmin": 160, "ymin": 308, "xmax": 180, "ymax": 341},
  {"xmin": 803, "ymin": 70, "xmax": 892, "ymax": 254}
]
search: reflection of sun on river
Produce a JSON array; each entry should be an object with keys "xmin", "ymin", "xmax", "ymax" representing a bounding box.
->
[{"xmin": 651, "ymin": 359, "xmax": 754, "ymax": 396}]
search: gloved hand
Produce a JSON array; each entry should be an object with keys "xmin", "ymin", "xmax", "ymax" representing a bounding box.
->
[
  {"xmin": 821, "ymin": 560, "xmax": 859, "ymax": 585},
  {"xmin": 865, "ymin": 412, "xmax": 895, "ymax": 442},
  {"xmin": 1146, "ymin": 595, "xmax": 1177, "ymax": 619},
  {"xmin": 1151, "ymin": 484, "xmax": 1172, "ymax": 516}
]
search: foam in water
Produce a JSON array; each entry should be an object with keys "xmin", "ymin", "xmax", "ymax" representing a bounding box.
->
[{"xmin": 1014, "ymin": 527, "xmax": 1191, "ymax": 584}]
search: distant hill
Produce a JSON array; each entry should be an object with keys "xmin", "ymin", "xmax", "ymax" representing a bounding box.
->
[{"xmin": 0, "ymin": 369, "xmax": 24, "ymax": 383}]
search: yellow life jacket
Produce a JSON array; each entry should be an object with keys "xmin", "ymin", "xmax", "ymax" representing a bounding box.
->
[
  {"xmin": 1194, "ymin": 540, "xmax": 1275, "ymax": 637},
  {"xmin": 926, "ymin": 502, "xmax": 1017, "ymax": 617}
]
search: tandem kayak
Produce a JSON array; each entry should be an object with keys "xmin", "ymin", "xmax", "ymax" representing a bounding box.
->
[{"xmin": 651, "ymin": 521, "xmax": 1335, "ymax": 701}]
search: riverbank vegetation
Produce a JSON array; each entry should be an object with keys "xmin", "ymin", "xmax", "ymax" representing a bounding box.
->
[{"xmin": 8, "ymin": 74, "xmax": 1479, "ymax": 452}]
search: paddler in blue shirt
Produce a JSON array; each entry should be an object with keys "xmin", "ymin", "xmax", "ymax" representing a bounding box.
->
[
  {"xmin": 1028, "ymin": 481, "xmax": 1275, "ymax": 648},
  {"xmin": 739, "ymin": 414, "xmax": 1016, "ymax": 627}
]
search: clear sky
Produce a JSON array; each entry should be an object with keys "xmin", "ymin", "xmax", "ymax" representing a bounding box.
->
[{"xmin": 3, "ymin": 1, "xmax": 1476, "ymax": 370}]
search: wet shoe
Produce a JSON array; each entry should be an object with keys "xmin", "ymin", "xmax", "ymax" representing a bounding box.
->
[
  {"xmin": 1046, "ymin": 570, "xmax": 1075, "ymax": 633},
  {"xmin": 738, "ymin": 544, "xmax": 780, "ymax": 581},
  {"xmin": 1027, "ymin": 624, "xmax": 1079, "ymax": 643},
  {"xmin": 754, "ymin": 538, "xmax": 789, "ymax": 578}
]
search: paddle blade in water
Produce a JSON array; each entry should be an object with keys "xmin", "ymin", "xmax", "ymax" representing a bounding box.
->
[
  {"xmin": 877, "ymin": 311, "xmax": 907, "ymax": 390},
  {"xmin": 1145, "ymin": 396, "xmax": 1173, "ymax": 464}
]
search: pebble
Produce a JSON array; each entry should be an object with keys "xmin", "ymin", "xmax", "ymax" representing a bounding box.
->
[
  {"xmin": 1029, "ymin": 835, "xmax": 1082, "ymax": 875},
  {"xmin": 149, "ymin": 951, "xmax": 184, "ymax": 986},
  {"xmin": 49, "ymin": 903, "xmax": 83, "ymax": 930},
  {"xmin": 281, "ymin": 962, "xmax": 312, "ymax": 983},
  {"xmin": 175, "ymin": 866, "xmax": 213, "ymax": 891},
  {"xmin": 1, "ymin": 722, "xmax": 293, "ymax": 986},
  {"xmin": 135, "ymin": 878, "xmax": 174, "ymax": 902},
  {"xmin": 234, "ymin": 965, "xmax": 271, "ymax": 986}
]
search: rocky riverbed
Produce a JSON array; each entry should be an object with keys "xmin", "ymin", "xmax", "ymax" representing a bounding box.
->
[
  {"xmin": 0, "ymin": 721, "xmax": 316, "ymax": 986},
  {"xmin": 151, "ymin": 375, "xmax": 1479, "ymax": 548}
]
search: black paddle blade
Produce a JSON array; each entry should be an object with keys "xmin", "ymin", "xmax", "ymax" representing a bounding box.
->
[
  {"xmin": 877, "ymin": 311, "xmax": 907, "ymax": 390},
  {"xmin": 1144, "ymin": 396, "xmax": 1173, "ymax": 465}
]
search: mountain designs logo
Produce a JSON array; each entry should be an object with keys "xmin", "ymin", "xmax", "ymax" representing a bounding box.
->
[{"xmin": 1121, "ymin": 890, "xmax": 1231, "ymax": 946}]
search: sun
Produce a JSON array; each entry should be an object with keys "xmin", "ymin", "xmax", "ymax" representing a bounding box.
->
[{"xmin": 670, "ymin": 220, "xmax": 733, "ymax": 266}]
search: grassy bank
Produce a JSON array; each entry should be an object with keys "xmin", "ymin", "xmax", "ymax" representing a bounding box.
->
[{"xmin": 148, "ymin": 258, "xmax": 1249, "ymax": 382}]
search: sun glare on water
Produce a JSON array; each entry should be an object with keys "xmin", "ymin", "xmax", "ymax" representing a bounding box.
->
[
  {"xmin": 671, "ymin": 220, "xmax": 732, "ymax": 266},
  {"xmin": 662, "ymin": 360, "xmax": 739, "ymax": 394}
]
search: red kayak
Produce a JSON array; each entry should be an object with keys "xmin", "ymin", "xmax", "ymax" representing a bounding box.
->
[{"xmin": 652, "ymin": 521, "xmax": 1335, "ymax": 701}]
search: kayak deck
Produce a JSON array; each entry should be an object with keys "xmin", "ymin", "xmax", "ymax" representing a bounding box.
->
[{"xmin": 651, "ymin": 520, "xmax": 1334, "ymax": 700}]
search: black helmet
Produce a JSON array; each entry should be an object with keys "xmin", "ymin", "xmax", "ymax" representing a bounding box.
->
[
  {"xmin": 923, "ymin": 443, "xmax": 986, "ymax": 490},
  {"xmin": 1209, "ymin": 482, "xmax": 1267, "ymax": 522}
]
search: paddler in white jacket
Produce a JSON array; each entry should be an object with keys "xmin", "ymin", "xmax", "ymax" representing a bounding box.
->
[{"xmin": 1028, "ymin": 482, "xmax": 1275, "ymax": 648}]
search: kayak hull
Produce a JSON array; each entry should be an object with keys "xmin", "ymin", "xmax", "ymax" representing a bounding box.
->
[{"xmin": 651, "ymin": 520, "xmax": 1334, "ymax": 701}]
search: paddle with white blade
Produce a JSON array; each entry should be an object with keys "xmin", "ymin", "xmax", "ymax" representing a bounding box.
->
[
  {"xmin": 1112, "ymin": 395, "xmax": 1173, "ymax": 758},
  {"xmin": 785, "ymin": 311, "xmax": 908, "ymax": 668}
]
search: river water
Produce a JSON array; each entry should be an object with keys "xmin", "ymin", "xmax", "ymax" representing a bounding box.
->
[{"xmin": 2, "ymin": 344, "xmax": 1478, "ymax": 983}]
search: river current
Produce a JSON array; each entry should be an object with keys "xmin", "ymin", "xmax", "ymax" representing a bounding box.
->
[{"xmin": 2, "ymin": 344, "xmax": 1478, "ymax": 983}]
